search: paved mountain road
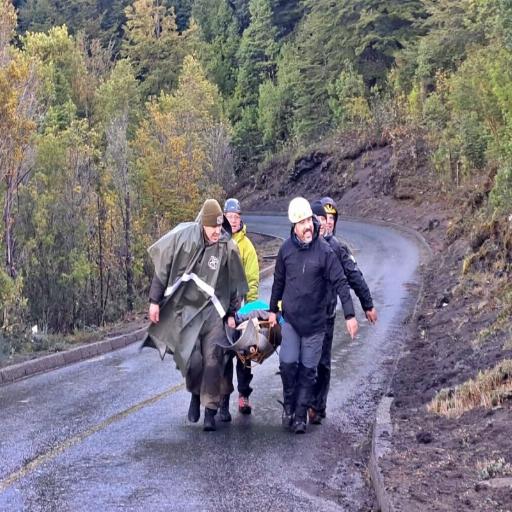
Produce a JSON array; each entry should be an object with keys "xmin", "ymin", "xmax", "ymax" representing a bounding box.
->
[{"xmin": 0, "ymin": 214, "xmax": 423, "ymax": 511}]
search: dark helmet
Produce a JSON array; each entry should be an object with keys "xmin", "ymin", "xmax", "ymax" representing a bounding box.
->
[
  {"xmin": 223, "ymin": 198, "xmax": 241, "ymax": 214},
  {"xmin": 311, "ymin": 200, "xmax": 327, "ymax": 219},
  {"xmin": 320, "ymin": 196, "xmax": 337, "ymax": 214},
  {"xmin": 320, "ymin": 196, "xmax": 338, "ymax": 231}
]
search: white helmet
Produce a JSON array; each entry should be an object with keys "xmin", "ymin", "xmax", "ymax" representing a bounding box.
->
[{"xmin": 288, "ymin": 197, "xmax": 313, "ymax": 224}]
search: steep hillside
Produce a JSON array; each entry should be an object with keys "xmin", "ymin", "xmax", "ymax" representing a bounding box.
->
[
  {"xmin": 236, "ymin": 132, "xmax": 450, "ymax": 248},
  {"xmin": 235, "ymin": 132, "xmax": 512, "ymax": 510}
]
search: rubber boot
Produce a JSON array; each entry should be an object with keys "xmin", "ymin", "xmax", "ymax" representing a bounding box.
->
[
  {"xmin": 187, "ymin": 393, "xmax": 200, "ymax": 423},
  {"xmin": 219, "ymin": 394, "xmax": 232, "ymax": 422},
  {"xmin": 294, "ymin": 364, "xmax": 316, "ymax": 434},
  {"xmin": 280, "ymin": 362, "xmax": 298, "ymax": 430},
  {"xmin": 203, "ymin": 408, "xmax": 217, "ymax": 431},
  {"xmin": 281, "ymin": 403, "xmax": 295, "ymax": 430},
  {"xmin": 314, "ymin": 362, "xmax": 331, "ymax": 417},
  {"xmin": 292, "ymin": 419, "xmax": 307, "ymax": 434}
]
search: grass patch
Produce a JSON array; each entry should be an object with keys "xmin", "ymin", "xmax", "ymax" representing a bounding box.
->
[
  {"xmin": 427, "ymin": 359, "xmax": 512, "ymax": 418},
  {"xmin": 477, "ymin": 456, "xmax": 512, "ymax": 480},
  {"xmin": 465, "ymin": 278, "xmax": 512, "ymax": 347}
]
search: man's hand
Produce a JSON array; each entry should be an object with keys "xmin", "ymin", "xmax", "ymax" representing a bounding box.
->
[
  {"xmin": 268, "ymin": 312, "xmax": 277, "ymax": 327},
  {"xmin": 345, "ymin": 317, "xmax": 358, "ymax": 339},
  {"xmin": 149, "ymin": 303, "xmax": 160, "ymax": 324},
  {"xmin": 227, "ymin": 316, "xmax": 236, "ymax": 329},
  {"xmin": 365, "ymin": 308, "xmax": 378, "ymax": 324}
]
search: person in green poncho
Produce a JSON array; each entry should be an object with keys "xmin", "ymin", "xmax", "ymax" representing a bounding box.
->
[{"xmin": 145, "ymin": 199, "xmax": 248, "ymax": 431}]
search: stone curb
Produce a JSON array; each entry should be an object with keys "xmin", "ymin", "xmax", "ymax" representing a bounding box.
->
[
  {"xmin": 0, "ymin": 327, "xmax": 147, "ymax": 386},
  {"xmin": 369, "ymin": 396, "xmax": 396, "ymax": 512}
]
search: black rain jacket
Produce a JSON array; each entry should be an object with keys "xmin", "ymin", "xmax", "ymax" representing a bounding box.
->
[
  {"xmin": 324, "ymin": 234, "xmax": 374, "ymax": 317},
  {"xmin": 269, "ymin": 220, "xmax": 355, "ymax": 337}
]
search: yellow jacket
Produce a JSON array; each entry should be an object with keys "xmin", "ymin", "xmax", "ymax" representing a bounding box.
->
[{"xmin": 233, "ymin": 224, "xmax": 259, "ymax": 302}]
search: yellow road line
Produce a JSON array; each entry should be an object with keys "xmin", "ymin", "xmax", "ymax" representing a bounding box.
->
[{"xmin": 0, "ymin": 382, "xmax": 185, "ymax": 493}]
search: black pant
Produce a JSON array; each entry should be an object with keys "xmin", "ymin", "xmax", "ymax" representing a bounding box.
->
[
  {"xmin": 312, "ymin": 315, "xmax": 335, "ymax": 412},
  {"xmin": 185, "ymin": 308, "xmax": 227, "ymax": 410},
  {"xmin": 224, "ymin": 353, "xmax": 253, "ymax": 397}
]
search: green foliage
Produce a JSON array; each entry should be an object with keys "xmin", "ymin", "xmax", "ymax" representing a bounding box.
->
[
  {"xmin": 18, "ymin": 0, "xmax": 131, "ymax": 47},
  {"xmin": 231, "ymin": 0, "xmax": 278, "ymax": 170},
  {"xmin": 456, "ymin": 112, "xmax": 489, "ymax": 171},
  {"xmin": 272, "ymin": 0, "xmax": 303, "ymax": 40},
  {"xmin": 192, "ymin": 0, "xmax": 240, "ymax": 96},
  {"xmin": 328, "ymin": 61, "xmax": 370, "ymax": 130},
  {"xmin": 422, "ymin": 90, "xmax": 448, "ymax": 131},
  {"xmin": 5, "ymin": 0, "xmax": 512, "ymax": 343},
  {"xmin": 258, "ymin": 77, "xmax": 292, "ymax": 148},
  {"xmin": 166, "ymin": 0, "xmax": 193, "ymax": 31},
  {"xmin": 18, "ymin": 119, "xmax": 104, "ymax": 331},
  {"xmin": 0, "ymin": 271, "xmax": 26, "ymax": 332},
  {"xmin": 351, "ymin": 0, "xmax": 426, "ymax": 86},
  {"xmin": 95, "ymin": 59, "xmax": 139, "ymax": 126},
  {"xmin": 490, "ymin": 165, "xmax": 512, "ymax": 214},
  {"xmin": 22, "ymin": 25, "xmax": 87, "ymax": 123},
  {"xmin": 260, "ymin": 0, "xmax": 425, "ymax": 143},
  {"xmin": 122, "ymin": 0, "xmax": 198, "ymax": 97},
  {"xmin": 422, "ymin": 42, "xmax": 512, "ymax": 181},
  {"xmin": 132, "ymin": 56, "xmax": 232, "ymax": 238},
  {"xmin": 230, "ymin": 0, "xmax": 251, "ymax": 32},
  {"xmin": 395, "ymin": 0, "xmax": 494, "ymax": 95},
  {"xmin": 234, "ymin": 0, "xmax": 278, "ymax": 107}
]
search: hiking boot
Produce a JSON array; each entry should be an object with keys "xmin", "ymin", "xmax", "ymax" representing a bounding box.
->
[
  {"xmin": 187, "ymin": 393, "xmax": 200, "ymax": 423},
  {"xmin": 203, "ymin": 408, "xmax": 217, "ymax": 431},
  {"xmin": 219, "ymin": 395, "xmax": 232, "ymax": 422},
  {"xmin": 238, "ymin": 394, "xmax": 252, "ymax": 415},
  {"xmin": 293, "ymin": 420, "xmax": 307, "ymax": 434},
  {"xmin": 308, "ymin": 407, "xmax": 322, "ymax": 425}
]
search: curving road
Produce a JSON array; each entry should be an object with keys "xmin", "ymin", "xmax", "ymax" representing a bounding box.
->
[{"xmin": 0, "ymin": 214, "xmax": 423, "ymax": 511}]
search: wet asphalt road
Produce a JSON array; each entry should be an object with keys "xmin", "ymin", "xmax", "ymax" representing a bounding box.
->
[{"xmin": 0, "ymin": 215, "xmax": 422, "ymax": 512}]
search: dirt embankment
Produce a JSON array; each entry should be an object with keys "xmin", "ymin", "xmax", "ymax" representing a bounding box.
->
[{"xmin": 234, "ymin": 131, "xmax": 512, "ymax": 510}]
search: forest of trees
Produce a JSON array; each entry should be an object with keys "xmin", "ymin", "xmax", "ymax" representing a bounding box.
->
[{"xmin": 1, "ymin": 0, "xmax": 511, "ymax": 349}]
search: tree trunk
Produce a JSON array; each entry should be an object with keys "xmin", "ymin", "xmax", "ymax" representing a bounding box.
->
[
  {"xmin": 3, "ymin": 172, "xmax": 16, "ymax": 278},
  {"xmin": 97, "ymin": 193, "xmax": 105, "ymax": 325},
  {"xmin": 124, "ymin": 190, "xmax": 134, "ymax": 311}
]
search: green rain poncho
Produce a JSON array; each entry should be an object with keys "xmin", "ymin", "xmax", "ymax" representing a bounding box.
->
[{"xmin": 143, "ymin": 218, "xmax": 248, "ymax": 375}]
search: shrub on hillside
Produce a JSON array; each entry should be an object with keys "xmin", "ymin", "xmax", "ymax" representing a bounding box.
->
[{"xmin": 490, "ymin": 164, "xmax": 512, "ymax": 214}]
